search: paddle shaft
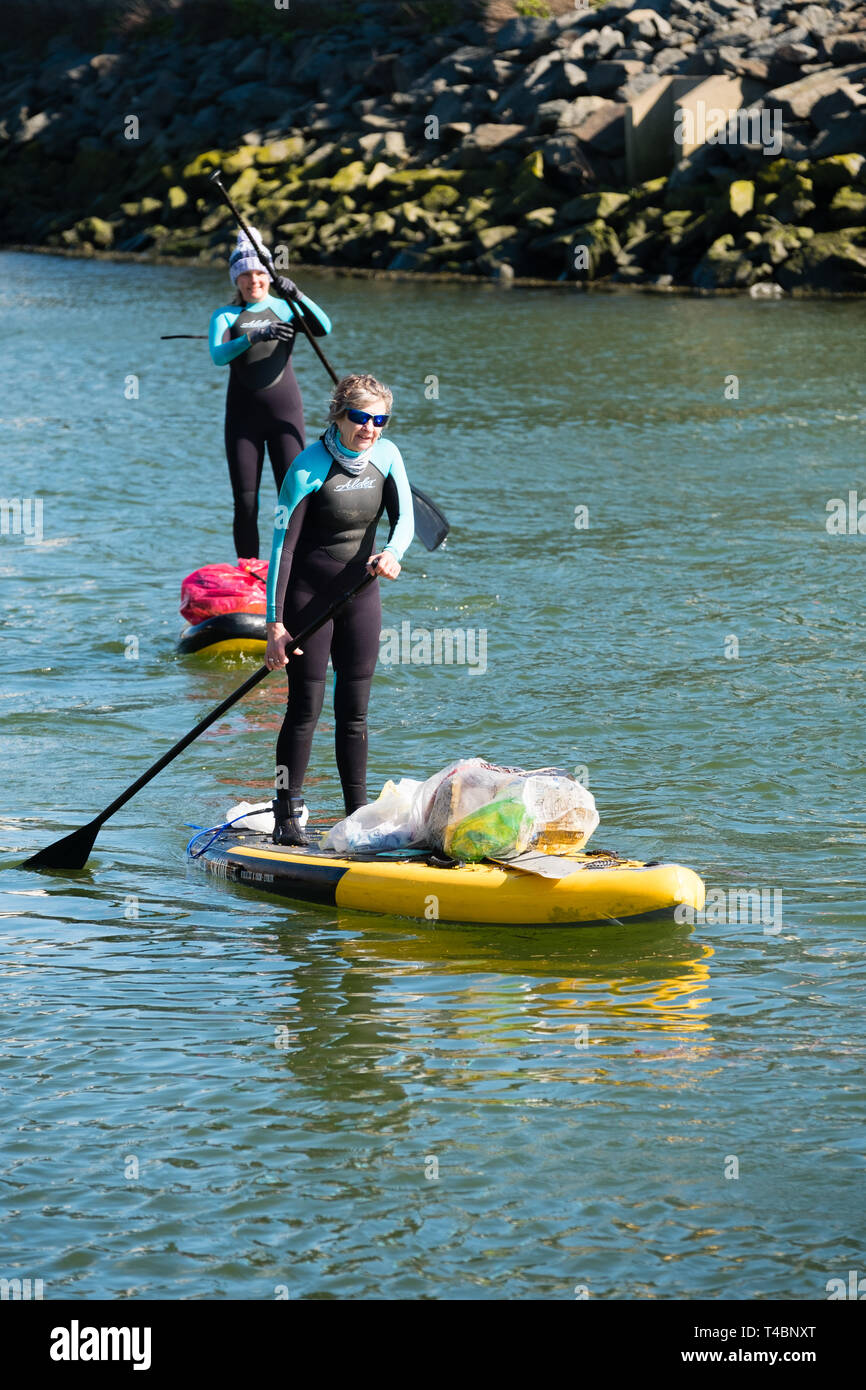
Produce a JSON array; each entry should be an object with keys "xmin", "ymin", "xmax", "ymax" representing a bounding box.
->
[
  {"xmin": 24, "ymin": 572, "xmax": 375, "ymax": 866},
  {"xmin": 209, "ymin": 169, "xmax": 339, "ymax": 385},
  {"xmin": 94, "ymin": 570, "xmax": 375, "ymax": 827}
]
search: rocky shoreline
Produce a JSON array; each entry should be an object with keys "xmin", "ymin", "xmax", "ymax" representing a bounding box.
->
[{"xmin": 2, "ymin": 0, "xmax": 866, "ymax": 293}]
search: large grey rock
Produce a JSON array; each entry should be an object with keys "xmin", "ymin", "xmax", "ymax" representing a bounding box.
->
[
  {"xmin": 617, "ymin": 42, "xmax": 655, "ymax": 61},
  {"xmin": 583, "ymin": 26, "xmax": 626, "ymax": 60},
  {"xmin": 89, "ymin": 53, "xmax": 123, "ymax": 81},
  {"xmin": 776, "ymin": 229, "xmax": 866, "ymax": 292},
  {"xmin": 809, "ymin": 110, "xmax": 866, "ymax": 159},
  {"xmin": 556, "ymin": 95, "xmax": 607, "ymax": 129},
  {"xmin": 777, "ymin": 41, "xmax": 820, "ymax": 64},
  {"xmin": 811, "ymin": 81, "xmax": 866, "ymax": 127},
  {"xmin": 490, "ymin": 17, "xmax": 557, "ymax": 54},
  {"xmin": 430, "ymin": 88, "xmax": 471, "ymax": 125},
  {"xmin": 220, "ymin": 82, "xmax": 289, "ymax": 121},
  {"xmin": 623, "ymin": 9, "xmax": 673, "ymax": 41},
  {"xmin": 578, "ymin": 2, "xmax": 636, "ymax": 27},
  {"xmin": 145, "ymin": 72, "xmax": 185, "ymax": 119},
  {"xmin": 234, "ymin": 47, "xmax": 268, "ymax": 81},
  {"xmin": 358, "ymin": 129, "xmax": 408, "ymax": 161},
  {"xmin": 561, "ymin": 63, "xmax": 589, "ymax": 94},
  {"xmin": 573, "ymin": 100, "xmax": 627, "ymax": 154},
  {"xmin": 541, "ymin": 132, "xmax": 597, "ymax": 188},
  {"xmin": 534, "ymin": 99, "xmax": 571, "ymax": 133},
  {"xmin": 14, "ymin": 110, "xmax": 51, "ymax": 143},
  {"xmin": 825, "ymin": 34, "xmax": 866, "ymax": 64},
  {"xmin": 585, "ymin": 59, "xmax": 645, "ymax": 95},
  {"xmin": 751, "ymin": 26, "xmax": 811, "ymax": 60},
  {"xmin": 692, "ymin": 233, "xmax": 754, "ymax": 289},
  {"xmin": 698, "ymin": 21, "xmax": 771, "ymax": 50},
  {"xmin": 654, "ymin": 47, "xmax": 692, "ymax": 74},
  {"xmin": 621, "ymin": 71, "xmax": 667, "ymax": 101},
  {"xmin": 459, "ymin": 123, "xmax": 526, "ymax": 166},
  {"xmin": 767, "ymin": 66, "xmax": 866, "ymax": 123},
  {"xmin": 798, "ymin": 4, "xmax": 842, "ymax": 40}
]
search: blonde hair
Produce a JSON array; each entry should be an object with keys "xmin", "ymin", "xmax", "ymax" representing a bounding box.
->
[{"xmin": 327, "ymin": 373, "xmax": 393, "ymax": 424}]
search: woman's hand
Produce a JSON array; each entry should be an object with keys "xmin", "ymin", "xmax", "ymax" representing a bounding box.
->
[
  {"xmin": 247, "ymin": 321, "xmax": 295, "ymax": 344},
  {"xmin": 266, "ymin": 622, "xmax": 303, "ymax": 670},
  {"xmin": 368, "ymin": 552, "xmax": 401, "ymax": 580}
]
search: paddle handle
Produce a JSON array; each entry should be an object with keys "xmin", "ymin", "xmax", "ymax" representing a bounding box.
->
[
  {"xmin": 92, "ymin": 571, "xmax": 376, "ymax": 830},
  {"xmin": 209, "ymin": 169, "xmax": 340, "ymax": 385}
]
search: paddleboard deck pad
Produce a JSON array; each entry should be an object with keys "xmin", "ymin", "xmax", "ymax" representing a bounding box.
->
[{"xmin": 189, "ymin": 828, "xmax": 706, "ymax": 926}]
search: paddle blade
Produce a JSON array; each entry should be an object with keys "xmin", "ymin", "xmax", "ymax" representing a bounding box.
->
[
  {"xmin": 22, "ymin": 821, "xmax": 101, "ymax": 872},
  {"xmin": 411, "ymin": 485, "xmax": 449, "ymax": 552}
]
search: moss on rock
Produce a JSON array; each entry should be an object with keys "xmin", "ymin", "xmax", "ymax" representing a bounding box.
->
[
  {"xmin": 559, "ymin": 190, "xmax": 630, "ymax": 224},
  {"xmin": 810, "ymin": 153, "xmax": 865, "ymax": 193},
  {"xmin": 227, "ymin": 167, "xmax": 260, "ymax": 204},
  {"xmin": 74, "ymin": 215, "xmax": 114, "ymax": 248},
  {"xmin": 728, "ymin": 179, "xmax": 755, "ymax": 218},
  {"xmin": 330, "ymin": 161, "xmax": 368, "ymax": 194},
  {"xmin": 182, "ymin": 150, "xmax": 223, "ymax": 180},
  {"xmin": 777, "ymin": 229, "xmax": 866, "ymax": 291},
  {"xmin": 421, "ymin": 183, "xmax": 461, "ymax": 212},
  {"xmin": 828, "ymin": 186, "xmax": 866, "ymax": 226}
]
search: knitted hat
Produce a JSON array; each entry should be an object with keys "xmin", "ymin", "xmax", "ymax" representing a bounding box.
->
[{"xmin": 229, "ymin": 226, "xmax": 268, "ymax": 283}]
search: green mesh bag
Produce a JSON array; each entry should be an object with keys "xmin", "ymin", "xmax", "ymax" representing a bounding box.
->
[{"xmin": 445, "ymin": 796, "xmax": 534, "ymax": 862}]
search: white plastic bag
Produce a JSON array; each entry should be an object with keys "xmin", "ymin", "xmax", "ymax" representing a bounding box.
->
[
  {"xmin": 225, "ymin": 800, "xmax": 309, "ymax": 834},
  {"xmin": 323, "ymin": 779, "xmax": 424, "ymax": 852}
]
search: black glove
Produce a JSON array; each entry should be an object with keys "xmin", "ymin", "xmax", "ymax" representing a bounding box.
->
[
  {"xmin": 275, "ymin": 275, "xmax": 299, "ymax": 299},
  {"xmin": 246, "ymin": 320, "xmax": 295, "ymax": 344}
]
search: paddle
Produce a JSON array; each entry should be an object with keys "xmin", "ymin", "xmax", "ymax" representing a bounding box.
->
[
  {"xmin": 22, "ymin": 571, "xmax": 376, "ymax": 872},
  {"xmin": 161, "ymin": 334, "xmax": 207, "ymax": 339},
  {"xmin": 207, "ymin": 168, "xmax": 450, "ymax": 552}
]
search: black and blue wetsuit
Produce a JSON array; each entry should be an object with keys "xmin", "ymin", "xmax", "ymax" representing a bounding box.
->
[
  {"xmin": 209, "ymin": 292, "xmax": 332, "ymax": 557},
  {"xmin": 266, "ymin": 434, "xmax": 414, "ymax": 814}
]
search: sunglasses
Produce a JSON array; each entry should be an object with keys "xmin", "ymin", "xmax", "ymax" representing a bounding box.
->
[{"xmin": 346, "ymin": 408, "xmax": 390, "ymax": 428}]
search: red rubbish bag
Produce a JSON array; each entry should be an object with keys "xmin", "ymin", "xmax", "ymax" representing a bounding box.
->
[{"xmin": 180, "ymin": 558, "xmax": 268, "ymax": 625}]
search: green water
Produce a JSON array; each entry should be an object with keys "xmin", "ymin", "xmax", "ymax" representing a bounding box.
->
[{"xmin": 1, "ymin": 251, "xmax": 864, "ymax": 1299}]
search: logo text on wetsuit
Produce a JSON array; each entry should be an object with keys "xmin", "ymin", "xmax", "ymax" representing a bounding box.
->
[{"xmin": 333, "ymin": 476, "xmax": 375, "ymax": 492}]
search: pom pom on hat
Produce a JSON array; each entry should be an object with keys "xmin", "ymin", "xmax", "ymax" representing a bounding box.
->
[{"xmin": 229, "ymin": 225, "xmax": 268, "ymax": 283}]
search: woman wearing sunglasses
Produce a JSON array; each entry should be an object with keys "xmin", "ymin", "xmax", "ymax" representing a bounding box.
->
[{"xmin": 264, "ymin": 373, "xmax": 414, "ymax": 845}]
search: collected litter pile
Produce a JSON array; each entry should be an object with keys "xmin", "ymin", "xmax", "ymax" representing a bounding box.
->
[{"xmin": 323, "ymin": 758, "xmax": 599, "ymax": 863}]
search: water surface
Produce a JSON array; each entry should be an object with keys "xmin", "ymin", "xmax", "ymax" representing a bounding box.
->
[{"xmin": 1, "ymin": 252, "xmax": 864, "ymax": 1298}]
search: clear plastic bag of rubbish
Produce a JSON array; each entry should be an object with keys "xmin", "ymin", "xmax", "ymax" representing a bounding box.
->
[
  {"xmin": 322, "ymin": 759, "xmax": 599, "ymax": 861},
  {"xmin": 323, "ymin": 779, "xmax": 424, "ymax": 853},
  {"xmin": 423, "ymin": 759, "xmax": 599, "ymax": 861}
]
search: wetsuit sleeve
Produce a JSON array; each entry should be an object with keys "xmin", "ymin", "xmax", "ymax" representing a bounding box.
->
[
  {"xmin": 292, "ymin": 291, "xmax": 332, "ymax": 338},
  {"xmin": 380, "ymin": 448, "xmax": 414, "ymax": 562},
  {"xmin": 270, "ymin": 291, "xmax": 332, "ymax": 338},
  {"xmin": 268, "ymin": 493, "xmax": 311, "ymax": 628},
  {"xmin": 266, "ymin": 460, "xmax": 323, "ymax": 623},
  {"xmin": 209, "ymin": 307, "xmax": 249, "ymax": 366}
]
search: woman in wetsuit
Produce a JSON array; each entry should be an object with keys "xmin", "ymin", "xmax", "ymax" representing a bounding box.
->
[
  {"xmin": 265, "ymin": 373, "xmax": 414, "ymax": 845},
  {"xmin": 208, "ymin": 227, "xmax": 332, "ymax": 558}
]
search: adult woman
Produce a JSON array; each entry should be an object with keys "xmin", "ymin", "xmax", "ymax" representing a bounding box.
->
[
  {"xmin": 208, "ymin": 227, "xmax": 332, "ymax": 558},
  {"xmin": 265, "ymin": 374, "xmax": 414, "ymax": 845}
]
